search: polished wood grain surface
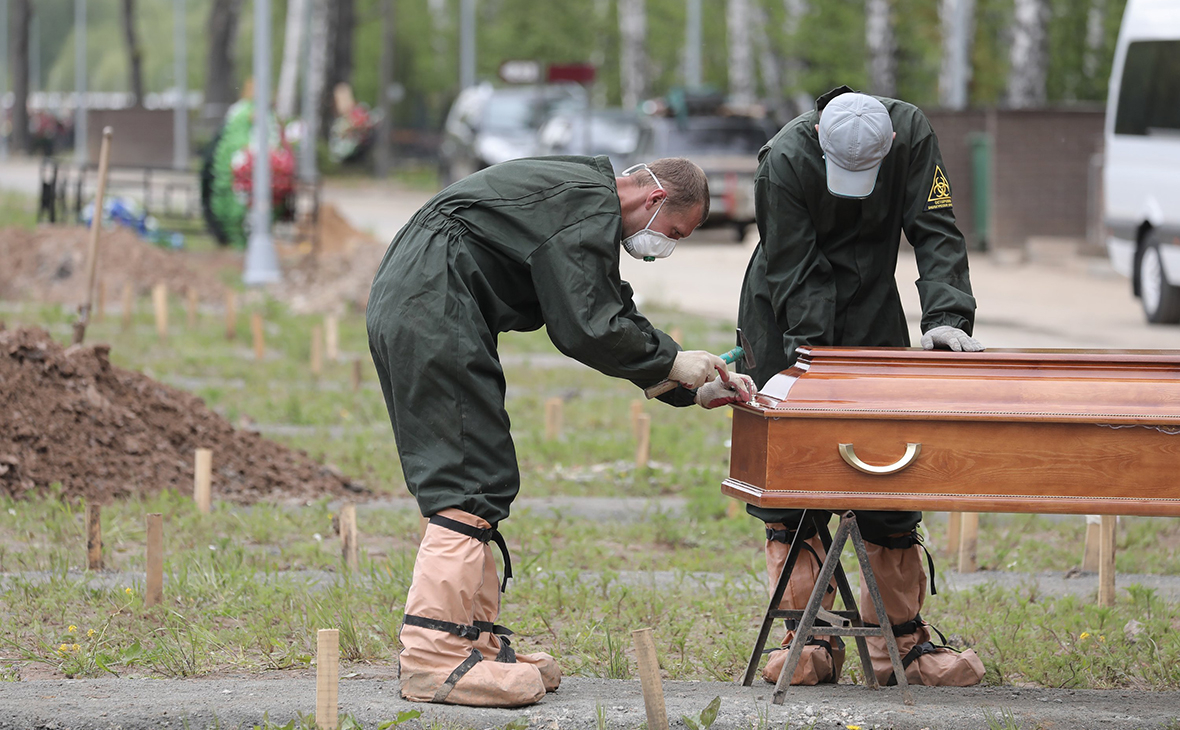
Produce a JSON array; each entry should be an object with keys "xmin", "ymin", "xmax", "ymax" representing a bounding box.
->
[{"xmin": 728, "ymin": 347, "xmax": 1180, "ymax": 517}]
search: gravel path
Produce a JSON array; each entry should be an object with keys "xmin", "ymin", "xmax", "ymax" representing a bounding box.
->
[{"xmin": 1, "ymin": 675, "xmax": 1177, "ymax": 730}]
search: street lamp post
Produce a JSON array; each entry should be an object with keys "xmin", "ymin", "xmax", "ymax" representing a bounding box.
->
[{"xmin": 244, "ymin": 0, "xmax": 280, "ymax": 285}]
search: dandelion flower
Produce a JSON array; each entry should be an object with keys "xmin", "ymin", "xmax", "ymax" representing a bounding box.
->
[
  {"xmin": 87, "ymin": 629, "xmax": 96, "ymax": 638},
  {"xmin": 72, "ymin": 644, "xmax": 80, "ymax": 652},
  {"xmin": 848, "ymin": 725, "xmax": 863, "ymax": 730},
  {"xmin": 125, "ymin": 587, "xmax": 134, "ymax": 595},
  {"xmin": 68, "ymin": 625, "xmax": 77, "ymax": 633},
  {"xmin": 1079, "ymin": 632, "xmax": 1091, "ymax": 640},
  {"xmin": 1099, "ymin": 635, "xmax": 1106, "ymax": 642},
  {"xmin": 58, "ymin": 643, "xmax": 68, "ymax": 653}
]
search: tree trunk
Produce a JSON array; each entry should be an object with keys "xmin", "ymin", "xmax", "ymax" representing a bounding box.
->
[
  {"xmin": 121, "ymin": 0, "xmax": 145, "ymax": 107},
  {"xmin": 752, "ymin": 2, "xmax": 784, "ymax": 114},
  {"xmin": 320, "ymin": 0, "xmax": 355, "ymax": 141},
  {"xmin": 374, "ymin": 0, "xmax": 395, "ymax": 177},
  {"xmin": 866, "ymin": 0, "xmax": 897, "ymax": 97},
  {"xmin": 782, "ymin": 0, "xmax": 811, "ymax": 115},
  {"xmin": 276, "ymin": 0, "xmax": 308, "ymax": 119},
  {"xmin": 938, "ymin": 0, "xmax": 975, "ymax": 109},
  {"xmin": 618, "ymin": 0, "xmax": 647, "ymax": 110},
  {"xmin": 10, "ymin": 0, "xmax": 30, "ymax": 154},
  {"xmin": 1006, "ymin": 0, "xmax": 1049, "ymax": 108},
  {"xmin": 727, "ymin": 0, "xmax": 755, "ymax": 106},
  {"xmin": 305, "ymin": 0, "xmax": 330, "ymax": 145},
  {"xmin": 204, "ymin": 0, "xmax": 245, "ymax": 122},
  {"xmin": 1083, "ymin": 0, "xmax": 1106, "ymax": 81}
]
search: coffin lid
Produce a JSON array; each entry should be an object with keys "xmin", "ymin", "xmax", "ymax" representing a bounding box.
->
[{"xmin": 740, "ymin": 346, "xmax": 1180, "ymax": 424}]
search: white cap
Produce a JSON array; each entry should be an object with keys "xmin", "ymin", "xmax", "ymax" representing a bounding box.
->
[{"xmin": 818, "ymin": 93, "xmax": 894, "ymax": 198}]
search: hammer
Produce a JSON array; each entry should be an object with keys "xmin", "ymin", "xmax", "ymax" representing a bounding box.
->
[{"xmin": 643, "ymin": 328, "xmax": 756, "ymax": 399}]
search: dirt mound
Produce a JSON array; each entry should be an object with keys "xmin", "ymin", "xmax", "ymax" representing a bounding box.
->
[
  {"xmin": 0, "ymin": 325, "xmax": 367, "ymax": 504},
  {"xmin": 0, "ymin": 226, "xmax": 231, "ymax": 305},
  {"xmin": 283, "ymin": 204, "xmax": 387, "ymax": 314}
]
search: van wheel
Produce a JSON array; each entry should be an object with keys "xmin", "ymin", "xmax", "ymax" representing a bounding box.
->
[{"xmin": 1138, "ymin": 237, "xmax": 1180, "ymax": 324}]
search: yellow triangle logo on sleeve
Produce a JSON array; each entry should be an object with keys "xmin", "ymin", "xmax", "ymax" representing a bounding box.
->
[{"xmin": 925, "ymin": 165, "xmax": 953, "ymax": 210}]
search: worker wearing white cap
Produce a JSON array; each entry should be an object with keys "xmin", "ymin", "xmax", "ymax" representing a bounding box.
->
[{"xmin": 737, "ymin": 86, "xmax": 986, "ymax": 688}]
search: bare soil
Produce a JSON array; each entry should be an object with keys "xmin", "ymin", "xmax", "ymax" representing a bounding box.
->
[
  {"xmin": 0, "ymin": 226, "xmax": 233, "ymax": 305},
  {"xmin": 0, "ymin": 326, "xmax": 366, "ymax": 504}
]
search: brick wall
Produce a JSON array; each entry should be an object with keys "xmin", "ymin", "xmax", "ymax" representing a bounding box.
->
[{"xmin": 926, "ymin": 107, "xmax": 1105, "ymax": 252}]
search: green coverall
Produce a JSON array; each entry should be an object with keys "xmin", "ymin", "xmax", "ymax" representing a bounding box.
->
[
  {"xmin": 367, "ymin": 155, "xmax": 692, "ymax": 526},
  {"xmin": 738, "ymin": 86, "xmax": 977, "ymax": 539}
]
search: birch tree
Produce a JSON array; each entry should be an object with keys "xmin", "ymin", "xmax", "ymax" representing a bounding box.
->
[
  {"xmin": 10, "ymin": 0, "xmax": 30, "ymax": 154},
  {"xmin": 727, "ymin": 0, "xmax": 755, "ymax": 106},
  {"xmin": 1006, "ymin": 0, "xmax": 1049, "ymax": 107},
  {"xmin": 752, "ymin": 2, "xmax": 784, "ymax": 113},
  {"xmin": 782, "ymin": 0, "xmax": 811, "ymax": 115},
  {"xmin": 618, "ymin": 0, "xmax": 647, "ymax": 110},
  {"xmin": 939, "ymin": 0, "xmax": 975, "ymax": 109},
  {"xmin": 866, "ymin": 0, "xmax": 897, "ymax": 97},
  {"xmin": 276, "ymin": 0, "xmax": 308, "ymax": 119},
  {"xmin": 306, "ymin": 0, "xmax": 330, "ymax": 139}
]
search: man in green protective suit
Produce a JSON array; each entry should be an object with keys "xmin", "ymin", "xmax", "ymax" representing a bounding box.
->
[
  {"xmin": 738, "ymin": 87, "xmax": 987, "ymax": 688},
  {"xmin": 367, "ymin": 155, "xmax": 757, "ymax": 707}
]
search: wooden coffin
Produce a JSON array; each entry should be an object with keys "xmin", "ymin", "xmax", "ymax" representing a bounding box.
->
[{"xmin": 724, "ymin": 347, "xmax": 1180, "ymax": 517}]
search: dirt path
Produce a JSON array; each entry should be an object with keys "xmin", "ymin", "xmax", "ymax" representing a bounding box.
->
[{"xmin": 1, "ymin": 674, "xmax": 1176, "ymax": 729}]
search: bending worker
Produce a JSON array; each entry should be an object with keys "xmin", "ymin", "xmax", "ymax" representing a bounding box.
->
[
  {"xmin": 738, "ymin": 87, "xmax": 986, "ymax": 687},
  {"xmin": 367, "ymin": 155, "xmax": 756, "ymax": 707}
]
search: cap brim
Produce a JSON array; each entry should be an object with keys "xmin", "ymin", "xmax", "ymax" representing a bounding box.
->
[{"xmin": 825, "ymin": 157, "xmax": 879, "ymax": 199}]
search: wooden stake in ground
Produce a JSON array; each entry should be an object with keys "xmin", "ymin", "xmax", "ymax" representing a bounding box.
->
[
  {"xmin": 947, "ymin": 512, "xmax": 963, "ymax": 556},
  {"xmin": 225, "ymin": 291, "xmax": 237, "ymax": 340},
  {"xmin": 311, "ymin": 325, "xmax": 323, "ymax": 377},
  {"xmin": 1099, "ymin": 515, "xmax": 1117, "ymax": 607},
  {"xmin": 72, "ymin": 127, "xmax": 114, "ymax": 345},
  {"xmin": 316, "ymin": 629, "xmax": 341, "ymax": 730},
  {"xmin": 85, "ymin": 504, "xmax": 103, "ymax": 571},
  {"xmin": 145, "ymin": 513, "xmax": 163, "ymax": 607},
  {"xmin": 121, "ymin": 282, "xmax": 134, "ymax": 331},
  {"xmin": 152, "ymin": 283, "xmax": 169, "ymax": 341},
  {"xmin": 340, "ymin": 503, "xmax": 358, "ymax": 570},
  {"xmin": 251, "ymin": 312, "xmax": 265, "ymax": 361},
  {"xmin": 632, "ymin": 628, "xmax": 670, "ymax": 730},
  {"xmin": 186, "ymin": 287, "xmax": 198, "ymax": 329},
  {"xmin": 635, "ymin": 413, "xmax": 651, "ymax": 469},
  {"xmin": 96, "ymin": 280, "xmax": 106, "ymax": 323},
  {"xmin": 958, "ymin": 512, "xmax": 979, "ymax": 574},
  {"xmin": 325, "ymin": 315, "xmax": 339, "ymax": 361},
  {"xmin": 630, "ymin": 400, "xmax": 644, "ymax": 438},
  {"xmin": 544, "ymin": 397, "xmax": 563, "ymax": 441},
  {"xmin": 194, "ymin": 449, "xmax": 212, "ymax": 515},
  {"xmin": 351, "ymin": 358, "xmax": 363, "ymax": 392},
  {"xmin": 1082, "ymin": 514, "xmax": 1102, "ymax": 572}
]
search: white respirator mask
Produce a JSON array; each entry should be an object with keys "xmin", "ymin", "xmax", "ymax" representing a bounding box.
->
[{"xmin": 621, "ymin": 163, "xmax": 678, "ymax": 262}]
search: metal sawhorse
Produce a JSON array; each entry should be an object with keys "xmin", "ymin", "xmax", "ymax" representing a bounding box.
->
[{"xmin": 740, "ymin": 510, "xmax": 914, "ymax": 705}]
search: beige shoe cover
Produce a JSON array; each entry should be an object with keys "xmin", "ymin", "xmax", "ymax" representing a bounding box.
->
[
  {"xmin": 761, "ymin": 527, "xmax": 845, "ymax": 685},
  {"xmin": 398, "ymin": 508, "xmax": 545, "ymax": 707},
  {"xmin": 473, "ymin": 541, "xmax": 562, "ymax": 692},
  {"xmin": 858, "ymin": 539, "xmax": 985, "ymax": 687}
]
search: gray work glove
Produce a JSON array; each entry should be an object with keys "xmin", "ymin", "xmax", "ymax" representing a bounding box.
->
[
  {"xmin": 920, "ymin": 325, "xmax": 984, "ymax": 352},
  {"xmin": 695, "ymin": 373, "xmax": 757, "ymax": 409},
  {"xmin": 668, "ymin": 350, "xmax": 728, "ymax": 390}
]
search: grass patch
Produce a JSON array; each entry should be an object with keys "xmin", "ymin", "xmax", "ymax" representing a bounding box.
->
[{"xmin": 2, "ymin": 294, "xmax": 1180, "ymax": 689}]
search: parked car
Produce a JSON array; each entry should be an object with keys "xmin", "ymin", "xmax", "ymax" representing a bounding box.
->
[
  {"xmin": 439, "ymin": 82, "xmax": 587, "ymax": 185},
  {"xmin": 640, "ymin": 114, "xmax": 777, "ymax": 240},
  {"xmin": 1103, "ymin": 0, "xmax": 1180, "ymax": 322}
]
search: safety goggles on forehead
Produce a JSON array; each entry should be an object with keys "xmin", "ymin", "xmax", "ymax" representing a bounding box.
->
[{"xmin": 622, "ymin": 163, "xmax": 665, "ymax": 191}]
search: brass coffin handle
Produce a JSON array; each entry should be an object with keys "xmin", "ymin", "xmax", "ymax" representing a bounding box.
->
[{"xmin": 838, "ymin": 442, "xmax": 922, "ymax": 475}]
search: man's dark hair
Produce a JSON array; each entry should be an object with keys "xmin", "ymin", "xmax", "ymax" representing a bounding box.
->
[{"xmin": 638, "ymin": 157, "xmax": 710, "ymax": 227}]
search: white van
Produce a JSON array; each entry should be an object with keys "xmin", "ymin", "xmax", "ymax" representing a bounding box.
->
[{"xmin": 1103, "ymin": 0, "xmax": 1180, "ymax": 323}]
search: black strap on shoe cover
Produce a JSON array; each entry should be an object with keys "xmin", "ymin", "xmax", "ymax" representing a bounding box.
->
[
  {"xmin": 429, "ymin": 514, "xmax": 514, "ymax": 592},
  {"xmin": 432, "ymin": 648, "xmax": 484, "ymax": 702},
  {"xmin": 403, "ymin": 614, "xmax": 482, "ymax": 642},
  {"xmin": 862, "ymin": 529, "xmax": 939, "ymax": 596},
  {"xmin": 473, "ymin": 621, "xmax": 517, "ymax": 662}
]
